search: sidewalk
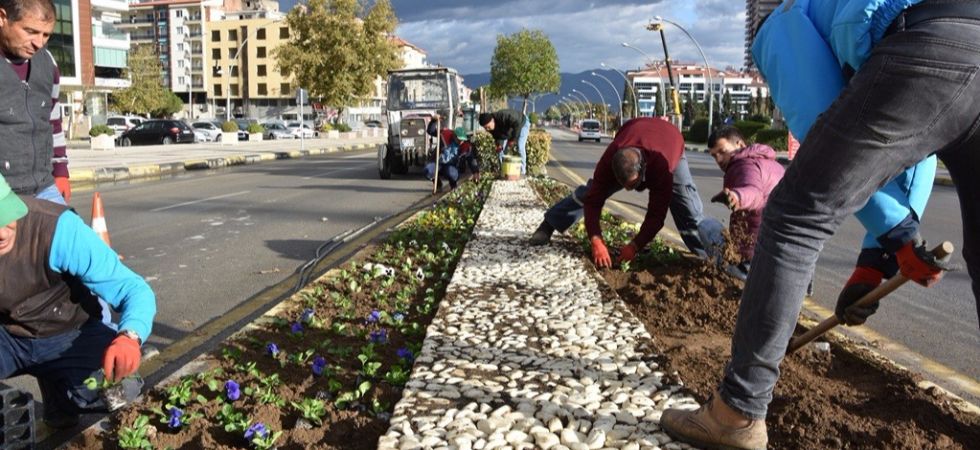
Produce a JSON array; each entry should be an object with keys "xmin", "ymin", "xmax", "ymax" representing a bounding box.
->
[
  {"xmin": 65, "ymin": 135, "xmax": 385, "ymax": 184},
  {"xmin": 379, "ymin": 180, "xmax": 697, "ymax": 450}
]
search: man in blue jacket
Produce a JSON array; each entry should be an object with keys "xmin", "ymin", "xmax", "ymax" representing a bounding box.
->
[
  {"xmin": 0, "ymin": 173, "xmax": 156, "ymax": 428},
  {"xmin": 661, "ymin": 1, "xmax": 976, "ymax": 448}
]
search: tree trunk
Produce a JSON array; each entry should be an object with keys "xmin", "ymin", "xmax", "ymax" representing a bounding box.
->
[{"xmin": 522, "ymin": 96, "xmax": 528, "ymax": 115}]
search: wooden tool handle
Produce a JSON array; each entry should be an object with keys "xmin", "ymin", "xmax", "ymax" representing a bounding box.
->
[{"xmin": 786, "ymin": 241, "xmax": 953, "ymax": 355}]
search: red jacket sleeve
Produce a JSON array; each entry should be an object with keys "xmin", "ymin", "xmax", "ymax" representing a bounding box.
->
[
  {"xmin": 583, "ymin": 149, "xmax": 616, "ymax": 239},
  {"xmin": 632, "ymin": 157, "xmax": 672, "ymax": 249}
]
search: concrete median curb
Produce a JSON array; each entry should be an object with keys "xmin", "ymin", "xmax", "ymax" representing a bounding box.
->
[{"xmin": 72, "ymin": 142, "xmax": 377, "ymax": 186}]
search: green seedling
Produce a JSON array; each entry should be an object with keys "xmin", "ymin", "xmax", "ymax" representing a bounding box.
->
[
  {"xmin": 217, "ymin": 404, "xmax": 250, "ymax": 433},
  {"xmin": 291, "ymin": 398, "xmax": 327, "ymax": 426},
  {"xmin": 165, "ymin": 378, "xmax": 196, "ymax": 407},
  {"xmin": 118, "ymin": 415, "xmax": 153, "ymax": 450},
  {"xmin": 384, "ymin": 366, "xmax": 409, "ymax": 386}
]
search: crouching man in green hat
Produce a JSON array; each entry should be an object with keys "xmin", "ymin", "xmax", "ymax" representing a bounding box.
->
[{"xmin": 0, "ymin": 173, "xmax": 156, "ymax": 428}]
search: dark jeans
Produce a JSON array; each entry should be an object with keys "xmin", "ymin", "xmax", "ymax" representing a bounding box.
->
[
  {"xmin": 543, "ymin": 153, "xmax": 707, "ymax": 256},
  {"xmin": 721, "ymin": 15, "xmax": 980, "ymax": 420},
  {"xmin": 458, "ymin": 152, "xmax": 480, "ymax": 175},
  {"xmin": 0, "ymin": 319, "xmax": 115, "ymax": 414}
]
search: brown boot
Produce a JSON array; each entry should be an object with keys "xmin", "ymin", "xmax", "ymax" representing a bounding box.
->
[{"xmin": 660, "ymin": 395, "xmax": 768, "ymax": 450}]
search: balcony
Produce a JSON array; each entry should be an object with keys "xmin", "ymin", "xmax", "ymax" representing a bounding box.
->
[
  {"xmin": 130, "ymin": 34, "xmax": 155, "ymax": 44},
  {"xmin": 115, "ymin": 17, "xmax": 155, "ymax": 28}
]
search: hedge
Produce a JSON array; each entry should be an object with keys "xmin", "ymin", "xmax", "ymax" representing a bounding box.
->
[
  {"xmin": 89, "ymin": 124, "xmax": 114, "ymax": 137},
  {"xmin": 754, "ymin": 128, "xmax": 788, "ymax": 151},
  {"xmin": 474, "ymin": 129, "xmax": 551, "ymax": 176},
  {"xmin": 733, "ymin": 120, "xmax": 768, "ymax": 141},
  {"xmin": 221, "ymin": 121, "xmax": 239, "ymax": 132},
  {"xmin": 687, "ymin": 119, "xmax": 709, "ymax": 143}
]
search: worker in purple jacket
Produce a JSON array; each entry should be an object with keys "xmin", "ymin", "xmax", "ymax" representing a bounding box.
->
[{"xmin": 699, "ymin": 126, "xmax": 785, "ymax": 280}]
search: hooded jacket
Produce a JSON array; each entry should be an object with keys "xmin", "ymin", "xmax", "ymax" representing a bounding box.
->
[{"xmin": 723, "ymin": 144, "xmax": 786, "ymax": 261}]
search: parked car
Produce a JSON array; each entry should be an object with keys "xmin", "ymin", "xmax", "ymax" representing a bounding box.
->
[
  {"xmin": 106, "ymin": 115, "xmax": 147, "ymax": 136},
  {"xmin": 286, "ymin": 121, "xmax": 317, "ymax": 138},
  {"xmin": 234, "ymin": 118, "xmax": 259, "ymax": 140},
  {"xmin": 117, "ymin": 119, "xmax": 195, "ymax": 146},
  {"xmin": 364, "ymin": 119, "xmax": 383, "ymax": 128},
  {"xmin": 262, "ymin": 122, "xmax": 294, "ymax": 140},
  {"xmin": 578, "ymin": 119, "xmax": 602, "ymax": 142},
  {"xmin": 191, "ymin": 121, "xmax": 223, "ymax": 142}
]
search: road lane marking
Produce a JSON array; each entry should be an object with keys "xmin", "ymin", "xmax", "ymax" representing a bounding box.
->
[
  {"xmin": 551, "ymin": 140, "xmax": 980, "ymax": 404},
  {"xmin": 150, "ymin": 190, "xmax": 251, "ymax": 212}
]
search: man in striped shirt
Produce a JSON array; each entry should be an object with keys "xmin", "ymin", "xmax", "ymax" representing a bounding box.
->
[{"xmin": 0, "ymin": 0, "xmax": 70, "ymax": 205}]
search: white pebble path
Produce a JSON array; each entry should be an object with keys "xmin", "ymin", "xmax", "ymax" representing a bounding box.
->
[{"xmin": 379, "ymin": 180, "xmax": 701, "ymax": 450}]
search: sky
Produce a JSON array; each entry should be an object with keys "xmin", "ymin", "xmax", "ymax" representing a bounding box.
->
[{"xmin": 278, "ymin": 0, "xmax": 748, "ymax": 76}]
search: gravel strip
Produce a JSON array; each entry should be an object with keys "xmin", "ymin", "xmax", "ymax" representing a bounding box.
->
[{"xmin": 380, "ymin": 179, "xmax": 699, "ymax": 450}]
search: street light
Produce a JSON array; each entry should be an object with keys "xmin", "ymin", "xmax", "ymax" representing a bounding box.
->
[
  {"xmin": 621, "ymin": 43, "xmax": 667, "ymax": 116},
  {"xmin": 600, "ymin": 62, "xmax": 639, "ymax": 118},
  {"xmin": 224, "ymin": 19, "xmax": 283, "ymax": 121},
  {"xmin": 654, "ymin": 16, "xmax": 715, "ymax": 134},
  {"xmin": 581, "ymin": 79, "xmax": 607, "ymax": 133},
  {"xmin": 592, "ymin": 71, "xmax": 622, "ymax": 127},
  {"xmin": 570, "ymin": 90, "xmax": 592, "ymax": 117}
]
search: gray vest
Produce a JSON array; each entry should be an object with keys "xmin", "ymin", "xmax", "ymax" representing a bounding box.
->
[{"xmin": 0, "ymin": 50, "xmax": 56, "ymax": 195}]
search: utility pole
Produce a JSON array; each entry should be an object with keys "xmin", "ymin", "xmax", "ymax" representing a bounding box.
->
[{"xmin": 647, "ymin": 23, "xmax": 682, "ymax": 128}]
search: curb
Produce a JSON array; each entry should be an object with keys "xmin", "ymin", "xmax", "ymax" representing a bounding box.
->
[
  {"xmin": 684, "ymin": 146, "xmax": 955, "ymax": 187},
  {"xmin": 71, "ymin": 141, "xmax": 381, "ymax": 185}
]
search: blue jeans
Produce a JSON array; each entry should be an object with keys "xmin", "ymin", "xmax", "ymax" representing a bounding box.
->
[
  {"xmin": 424, "ymin": 162, "xmax": 459, "ymax": 188},
  {"xmin": 721, "ymin": 16, "xmax": 980, "ymax": 420},
  {"xmin": 35, "ymin": 183, "xmax": 66, "ymax": 205},
  {"xmin": 543, "ymin": 153, "xmax": 706, "ymax": 256},
  {"xmin": 0, "ymin": 319, "xmax": 116, "ymax": 414},
  {"xmin": 498, "ymin": 116, "xmax": 530, "ymax": 175}
]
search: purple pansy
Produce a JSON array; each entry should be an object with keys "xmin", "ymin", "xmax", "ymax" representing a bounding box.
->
[
  {"xmin": 366, "ymin": 310, "xmax": 381, "ymax": 324},
  {"xmin": 167, "ymin": 406, "xmax": 183, "ymax": 429},
  {"xmin": 392, "ymin": 312, "xmax": 405, "ymax": 323},
  {"xmin": 290, "ymin": 322, "xmax": 304, "ymax": 334},
  {"xmin": 300, "ymin": 308, "xmax": 315, "ymax": 323},
  {"xmin": 396, "ymin": 347, "xmax": 414, "ymax": 362},
  {"xmin": 225, "ymin": 380, "xmax": 241, "ymax": 401},
  {"xmin": 369, "ymin": 328, "xmax": 388, "ymax": 344},
  {"xmin": 267, "ymin": 342, "xmax": 280, "ymax": 357},
  {"xmin": 311, "ymin": 356, "xmax": 327, "ymax": 376},
  {"xmin": 245, "ymin": 422, "xmax": 269, "ymax": 440}
]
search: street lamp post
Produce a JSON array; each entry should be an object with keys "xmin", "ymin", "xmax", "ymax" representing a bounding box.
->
[
  {"xmin": 621, "ymin": 43, "xmax": 667, "ymax": 117},
  {"xmin": 654, "ymin": 16, "xmax": 714, "ymax": 133},
  {"xmin": 600, "ymin": 62, "xmax": 638, "ymax": 118},
  {"xmin": 223, "ymin": 19, "xmax": 283, "ymax": 121},
  {"xmin": 570, "ymin": 90, "xmax": 592, "ymax": 117},
  {"xmin": 581, "ymin": 79, "xmax": 607, "ymax": 133},
  {"xmin": 592, "ymin": 71, "xmax": 622, "ymax": 127}
]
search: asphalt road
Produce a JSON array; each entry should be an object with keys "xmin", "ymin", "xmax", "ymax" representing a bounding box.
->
[{"xmin": 545, "ymin": 127, "xmax": 978, "ymax": 404}]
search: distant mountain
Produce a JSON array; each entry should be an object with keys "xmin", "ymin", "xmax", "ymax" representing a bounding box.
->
[{"xmin": 461, "ymin": 69, "xmax": 630, "ymax": 114}]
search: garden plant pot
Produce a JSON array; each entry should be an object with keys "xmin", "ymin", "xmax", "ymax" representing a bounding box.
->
[
  {"xmin": 502, "ymin": 155, "xmax": 521, "ymax": 181},
  {"xmin": 221, "ymin": 131, "xmax": 239, "ymax": 145},
  {"xmin": 90, "ymin": 134, "xmax": 115, "ymax": 150}
]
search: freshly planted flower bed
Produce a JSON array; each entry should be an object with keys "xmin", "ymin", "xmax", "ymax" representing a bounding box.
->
[
  {"xmin": 67, "ymin": 180, "xmax": 491, "ymax": 450},
  {"xmin": 530, "ymin": 177, "xmax": 980, "ymax": 449}
]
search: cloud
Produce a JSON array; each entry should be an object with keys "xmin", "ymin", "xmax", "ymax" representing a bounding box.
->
[{"xmin": 280, "ymin": 0, "xmax": 746, "ymax": 77}]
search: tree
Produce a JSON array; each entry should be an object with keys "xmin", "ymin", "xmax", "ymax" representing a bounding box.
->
[
  {"xmin": 489, "ymin": 29, "xmax": 560, "ymax": 114},
  {"xmin": 544, "ymin": 106, "xmax": 560, "ymax": 121},
  {"xmin": 275, "ymin": 0, "xmax": 400, "ymax": 118},
  {"xmin": 111, "ymin": 45, "xmax": 182, "ymax": 117}
]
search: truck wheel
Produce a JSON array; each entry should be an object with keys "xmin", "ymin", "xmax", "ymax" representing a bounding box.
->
[{"xmin": 379, "ymin": 145, "xmax": 392, "ymax": 179}]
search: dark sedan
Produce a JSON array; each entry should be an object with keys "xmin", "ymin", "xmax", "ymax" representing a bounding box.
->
[{"xmin": 117, "ymin": 120, "xmax": 195, "ymax": 146}]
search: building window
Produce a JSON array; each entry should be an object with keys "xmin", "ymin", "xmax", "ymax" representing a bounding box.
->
[
  {"xmin": 280, "ymin": 83, "xmax": 291, "ymax": 94},
  {"xmin": 177, "ymin": 42, "xmax": 184, "ymax": 51},
  {"xmin": 228, "ymin": 29, "xmax": 238, "ymax": 41},
  {"xmin": 214, "ymin": 85, "xmax": 222, "ymax": 96},
  {"xmin": 230, "ymin": 66, "xmax": 239, "ymax": 77},
  {"xmin": 279, "ymin": 27, "xmax": 289, "ymax": 39},
  {"xmin": 257, "ymin": 83, "xmax": 267, "ymax": 95},
  {"xmin": 178, "ymin": 76, "xmax": 185, "ymax": 84},
  {"xmin": 212, "ymin": 48, "xmax": 220, "ymax": 59},
  {"xmin": 175, "ymin": 10, "xmax": 183, "ymax": 18},
  {"xmin": 257, "ymin": 65, "xmax": 266, "ymax": 76},
  {"xmin": 48, "ymin": 0, "xmax": 75, "ymax": 77},
  {"xmin": 257, "ymin": 47, "xmax": 266, "ymax": 58},
  {"xmin": 230, "ymin": 84, "xmax": 239, "ymax": 96},
  {"xmin": 211, "ymin": 30, "xmax": 220, "ymax": 41},
  {"xmin": 257, "ymin": 28, "xmax": 266, "ymax": 40},
  {"xmin": 177, "ymin": 59, "xmax": 184, "ymax": 68}
]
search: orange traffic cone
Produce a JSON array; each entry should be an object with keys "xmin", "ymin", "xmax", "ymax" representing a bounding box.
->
[{"xmin": 90, "ymin": 192, "xmax": 119, "ymax": 258}]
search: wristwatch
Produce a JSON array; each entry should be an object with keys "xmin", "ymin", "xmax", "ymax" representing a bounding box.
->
[{"xmin": 118, "ymin": 329, "xmax": 142, "ymax": 345}]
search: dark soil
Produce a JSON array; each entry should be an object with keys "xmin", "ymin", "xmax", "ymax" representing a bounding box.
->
[
  {"xmin": 65, "ymin": 180, "xmax": 491, "ymax": 450},
  {"xmin": 603, "ymin": 257, "xmax": 980, "ymax": 449}
]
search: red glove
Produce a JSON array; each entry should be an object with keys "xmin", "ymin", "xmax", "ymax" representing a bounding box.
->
[
  {"xmin": 896, "ymin": 240, "xmax": 950, "ymax": 287},
  {"xmin": 591, "ymin": 236, "xmax": 612, "ymax": 268},
  {"xmin": 617, "ymin": 243, "xmax": 638, "ymax": 265},
  {"xmin": 103, "ymin": 334, "xmax": 141, "ymax": 382},
  {"xmin": 835, "ymin": 266, "xmax": 884, "ymax": 325},
  {"xmin": 54, "ymin": 176, "xmax": 71, "ymax": 203}
]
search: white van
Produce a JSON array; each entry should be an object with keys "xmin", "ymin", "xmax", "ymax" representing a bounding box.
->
[
  {"xmin": 106, "ymin": 115, "xmax": 147, "ymax": 136},
  {"xmin": 578, "ymin": 119, "xmax": 602, "ymax": 142}
]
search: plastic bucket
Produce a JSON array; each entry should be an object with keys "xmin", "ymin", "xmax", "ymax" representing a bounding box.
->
[{"xmin": 501, "ymin": 155, "xmax": 521, "ymax": 181}]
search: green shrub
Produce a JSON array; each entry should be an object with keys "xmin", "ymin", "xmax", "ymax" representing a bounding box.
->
[
  {"xmin": 221, "ymin": 121, "xmax": 239, "ymax": 132},
  {"xmin": 335, "ymin": 123, "xmax": 352, "ymax": 132},
  {"xmin": 687, "ymin": 119, "xmax": 709, "ymax": 143},
  {"xmin": 733, "ymin": 120, "xmax": 768, "ymax": 142},
  {"xmin": 320, "ymin": 122, "xmax": 334, "ymax": 132},
  {"xmin": 528, "ymin": 112, "xmax": 539, "ymax": 126},
  {"xmin": 754, "ymin": 128, "xmax": 788, "ymax": 151},
  {"xmin": 89, "ymin": 124, "xmax": 115, "ymax": 137},
  {"xmin": 474, "ymin": 129, "xmax": 551, "ymax": 176},
  {"xmin": 747, "ymin": 114, "xmax": 771, "ymax": 124},
  {"xmin": 246, "ymin": 123, "xmax": 265, "ymax": 134}
]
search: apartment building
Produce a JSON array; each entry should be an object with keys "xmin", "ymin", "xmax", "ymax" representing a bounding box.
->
[
  {"xmin": 744, "ymin": 0, "xmax": 781, "ymax": 68},
  {"xmin": 627, "ymin": 63, "xmax": 768, "ymax": 118}
]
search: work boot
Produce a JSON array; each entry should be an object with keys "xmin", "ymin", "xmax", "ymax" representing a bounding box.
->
[
  {"xmin": 660, "ymin": 395, "xmax": 767, "ymax": 450},
  {"xmin": 43, "ymin": 406, "xmax": 80, "ymax": 429},
  {"xmin": 529, "ymin": 221, "xmax": 555, "ymax": 246}
]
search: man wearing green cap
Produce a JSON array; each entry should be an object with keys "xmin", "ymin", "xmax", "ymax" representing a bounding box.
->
[{"xmin": 0, "ymin": 173, "xmax": 156, "ymax": 428}]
